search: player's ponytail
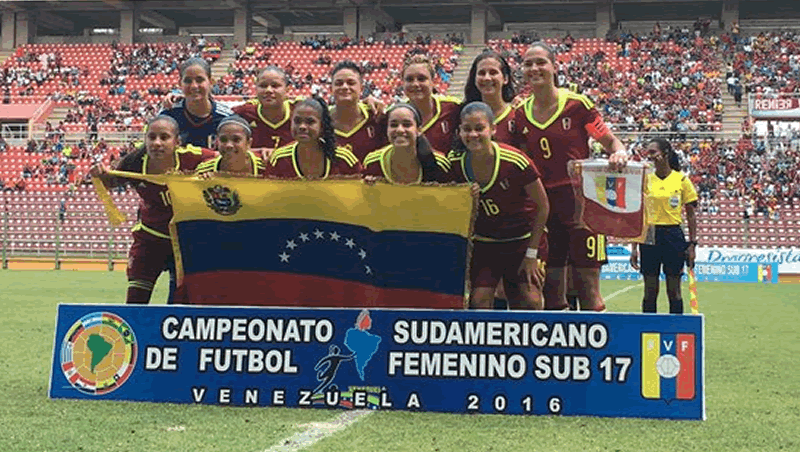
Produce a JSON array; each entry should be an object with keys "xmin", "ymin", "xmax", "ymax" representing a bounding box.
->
[{"xmin": 297, "ymin": 96, "xmax": 337, "ymax": 162}]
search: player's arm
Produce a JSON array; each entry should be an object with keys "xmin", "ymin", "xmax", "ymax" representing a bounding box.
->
[
  {"xmin": 585, "ymin": 111, "xmax": 627, "ymax": 170},
  {"xmin": 519, "ymin": 178, "xmax": 549, "ymax": 287},
  {"xmin": 684, "ymin": 201, "xmax": 698, "ymax": 269},
  {"xmin": 630, "ymin": 242, "xmax": 640, "ymax": 270}
]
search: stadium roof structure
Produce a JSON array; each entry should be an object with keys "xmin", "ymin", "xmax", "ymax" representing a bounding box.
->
[{"xmin": 1, "ymin": 0, "xmax": 799, "ymax": 36}]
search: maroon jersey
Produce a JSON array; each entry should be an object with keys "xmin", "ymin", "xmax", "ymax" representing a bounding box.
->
[
  {"xmin": 232, "ymin": 99, "xmax": 296, "ymax": 149},
  {"xmin": 448, "ymin": 142, "xmax": 541, "ymax": 240},
  {"xmin": 115, "ymin": 145, "xmax": 217, "ymax": 238},
  {"xmin": 418, "ymin": 94, "xmax": 460, "ymax": 153},
  {"xmin": 266, "ymin": 142, "xmax": 362, "ymax": 179},
  {"xmin": 362, "ymin": 145, "xmax": 451, "ymax": 183},
  {"xmin": 492, "ymin": 104, "xmax": 519, "ymax": 146},
  {"xmin": 513, "ymin": 88, "xmax": 609, "ymax": 189},
  {"xmin": 334, "ymin": 102, "xmax": 388, "ymax": 161},
  {"xmin": 194, "ymin": 151, "xmax": 266, "ymax": 177}
]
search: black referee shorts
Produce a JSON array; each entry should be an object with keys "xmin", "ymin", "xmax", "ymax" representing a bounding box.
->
[{"xmin": 639, "ymin": 225, "xmax": 687, "ymax": 277}]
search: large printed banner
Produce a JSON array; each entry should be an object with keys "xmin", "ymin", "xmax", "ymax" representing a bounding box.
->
[
  {"xmin": 601, "ymin": 259, "xmax": 779, "ymax": 283},
  {"xmin": 50, "ymin": 304, "xmax": 705, "ymax": 420},
  {"xmin": 749, "ymin": 96, "xmax": 800, "ymax": 119}
]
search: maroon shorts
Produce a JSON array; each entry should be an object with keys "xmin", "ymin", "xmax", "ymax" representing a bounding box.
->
[
  {"xmin": 545, "ymin": 184, "xmax": 607, "ymax": 269},
  {"xmin": 127, "ymin": 230, "xmax": 175, "ymax": 283},
  {"xmin": 471, "ymin": 239, "xmax": 528, "ymax": 288}
]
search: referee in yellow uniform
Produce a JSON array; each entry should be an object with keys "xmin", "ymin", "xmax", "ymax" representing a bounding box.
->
[{"xmin": 631, "ymin": 138, "xmax": 698, "ymax": 314}]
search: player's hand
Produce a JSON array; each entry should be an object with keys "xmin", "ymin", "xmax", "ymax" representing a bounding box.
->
[
  {"xmin": 198, "ymin": 171, "xmax": 216, "ymax": 180},
  {"xmin": 608, "ymin": 150, "xmax": 629, "ymax": 172},
  {"xmin": 685, "ymin": 244, "xmax": 696, "ymax": 269},
  {"xmin": 363, "ymin": 175, "xmax": 379, "ymax": 185},
  {"xmin": 364, "ymin": 95, "xmax": 386, "ymax": 116},
  {"xmin": 162, "ymin": 93, "xmax": 182, "ymax": 110},
  {"xmin": 630, "ymin": 246, "xmax": 640, "ymax": 270},
  {"xmin": 471, "ymin": 183, "xmax": 481, "ymax": 198},
  {"xmin": 511, "ymin": 94, "xmax": 526, "ymax": 108},
  {"xmin": 519, "ymin": 257, "xmax": 542, "ymax": 288}
]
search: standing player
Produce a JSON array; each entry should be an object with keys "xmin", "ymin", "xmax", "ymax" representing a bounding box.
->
[
  {"xmin": 449, "ymin": 102, "xmax": 549, "ymax": 310},
  {"xmin": 266, "ymin": 97, "xmax": 362, "ymax": 179},
  {"xmin": 196, "ymin": 115, "xmax": 265, "ymax": 177},
  {"xmin": 329, "ymin": 61, "xmax": 388, "ymax": 161},
  {"xmin": 462, "ymin": 50, "xmax": 518, "ymax": 144},
  {"xmin": 159, "ymin": 58, "xmax": 233, "ymax": 149},
  {"xmin": 363, "ymin": 103, "xmax": 450, "ymax": 183},
  {"xmin": 232, "ymin": 66, "xmax": 296, "ymax": 153},
  {"xmin": 630, "ymin": 138, "xmax": 698, "ymax": 314},
  {"xmin": 514, "ymin": 42, "xmax": 628, "ymax": 311},
  {"xmin": 402, "ymin": 54, "xmax": 461, "ymax": 152},
  {"xmin": 90, "ymin": 115, "xmax": 216, "ymax": 304}
]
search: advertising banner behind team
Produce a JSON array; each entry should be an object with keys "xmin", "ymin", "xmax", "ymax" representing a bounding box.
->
[
  {"xmin": 50, "ymin": 305, "xmax": 705, "ymax": 420},
  {"xmin": 601, "ymin": 259, "xmax": 779, "ymax": 283},
  {"xmin": 749, "ymin": 94, "xmax": 800, "ymax": 119}
]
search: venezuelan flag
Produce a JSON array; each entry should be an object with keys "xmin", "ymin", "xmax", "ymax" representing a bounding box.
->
[
  {"xmin": 104, "ymin": 173, "xmax": 474, "ymax": 309},
  {"xmin": 641, "ymin": 332, "xmax": 696, "ymax": 401}
]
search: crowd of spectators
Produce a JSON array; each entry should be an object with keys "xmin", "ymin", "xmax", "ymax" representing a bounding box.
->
[
  {"xmin": 1, "ymin": 50, "xmax": 86, "ymax": 97},
  {"xmin": 726, "ymin": 30, "xmax": 800, "ymax": 97}
]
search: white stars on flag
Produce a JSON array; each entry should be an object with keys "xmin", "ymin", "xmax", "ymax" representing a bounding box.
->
[{"xmin": 277, "ymin": 229, "xmax": 371, "ymax": 276}]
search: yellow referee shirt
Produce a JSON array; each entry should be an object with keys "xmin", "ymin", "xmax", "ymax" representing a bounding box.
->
[{"xmin": 647, "ymin": 170, "xmax": 698, "ymax": 225}]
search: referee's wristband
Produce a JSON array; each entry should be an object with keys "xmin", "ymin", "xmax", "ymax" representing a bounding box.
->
[{"xmin": 525, "ymin": 248, "xmax": 538, "ymax": 259}]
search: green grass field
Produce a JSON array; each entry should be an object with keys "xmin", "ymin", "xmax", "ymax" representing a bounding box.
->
[{"xmin": 1, "ymin": 271, "xmax": 798, "ymax": 452}]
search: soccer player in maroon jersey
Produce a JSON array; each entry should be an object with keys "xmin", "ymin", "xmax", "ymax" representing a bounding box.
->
[
  {"xmin": 402, "ymin": 54, "xmax": 461, "ymax": 153},
  {"xmin": 90, "ymin": 115, "xmax": 217, "ymax": 304},
  {"xmin": 232, "ymin": 66, "xmax": 296, "ymax": 152},
  {"xmin": 449, "ymin": 102, "xmax": 549, "ymax": 310},
  {"xmin": 514, "ymin": 42, "xmax": 628, "ymax": 312},
  {"xmin": 195, "ymin": 115, "xmax": 266, "ymax": 177},
  {"xmin": 462, "ymin": 50, "xmax": 518, "ymax": 145},
  {"xmin": 266, "ymin": 97, "xmax": 362, "ymax": 179},
  {"xmin": 330, "ymin": 61, "xmax": 388, "ymax": 161},
  {"xmin": 363, "ymin": 103, "xmax": 450, "ymax": 183}
]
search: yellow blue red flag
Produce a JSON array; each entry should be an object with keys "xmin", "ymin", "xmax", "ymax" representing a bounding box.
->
[{"xmin": 101, "ymin": 173, "xmax": 475, "ymax": 309}]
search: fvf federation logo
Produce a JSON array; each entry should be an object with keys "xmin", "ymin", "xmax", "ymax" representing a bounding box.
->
[{"xmin": 641, "ymin": 333, "xmax": 696, "ymax": 402}]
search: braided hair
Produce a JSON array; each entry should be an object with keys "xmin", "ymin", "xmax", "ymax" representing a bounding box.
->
[{"xmin": 295, "ymin": 96, "xmax": 337, "ymax": 161}]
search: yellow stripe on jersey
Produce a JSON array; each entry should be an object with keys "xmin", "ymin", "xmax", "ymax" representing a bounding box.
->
[
  {"xmin": 646, "ymin": 170, "xmax": 699, "ymax": 225},
  {"xmin": 564, "ymin": 90, "xmax": 595, "ymax": 110},
  {"xmin": 494, "ymin": 104, "xmax": 513, "ymax": 124},
  {"xmin": 433, "ymin": 153, "xmax": 452, "ymax": 171},
  {"xmin": 177, "ymin": 144, "xmax": 205, "ymax": 155},
  {"xmin": 363, "ymin": 146, "xmax": 390, "ymax": 166},
  {"xmin": 523, "ymin": 89, "xmax": 569, "ymax": 130},
  {"xmin": 334, "ymin": 147, "xmax": 360, "ymax": 167},
  {"xmin": 497, "ymin": 148, "xmax": 529, "ymax": 171},
  {"xmin": 132, "ymin": 222, "xmax": 171, "ymax": 239},
  {"xmin": 269, "ymin": 143, "xmax": 296, "ymax": 166}
]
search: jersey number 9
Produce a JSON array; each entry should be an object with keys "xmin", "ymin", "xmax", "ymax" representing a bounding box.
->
[{"xmin": 539, "ymin": 137, "xmax": 552, "ymax": 160}]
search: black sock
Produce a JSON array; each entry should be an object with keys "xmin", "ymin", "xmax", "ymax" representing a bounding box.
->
[
  {"xmin": 642, "ymin": 298, "xmax": 657, "ymax": 313},
  {"xmin": 669, "ymin": 298, "xmax": 684, "ymax": 315},
  {"xmin": 567, "ymin": 295, "xmax": 579, "ymax": 311}
]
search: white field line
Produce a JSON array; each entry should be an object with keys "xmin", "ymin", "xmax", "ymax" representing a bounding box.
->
[
  {"xmin": 603, "ymin": 283, "xmax": 643, "ymax": 302},
  {"xmin": 261, "ymin": 410, "xmax": 374, "ymax": 452},
  {"xmin": 261, "ymin": 282, "xmax": 642, "ymax": 451}
]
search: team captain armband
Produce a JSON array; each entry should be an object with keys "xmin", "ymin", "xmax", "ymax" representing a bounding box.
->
[{"xmin": 585, "ymin": 116, "xmax": 610, "ymax": 140}]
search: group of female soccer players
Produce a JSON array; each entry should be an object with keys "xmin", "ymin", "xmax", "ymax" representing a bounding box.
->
[{"xmin": 92, "ymin": 42, "xmax": 635, "ymax": 311}]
